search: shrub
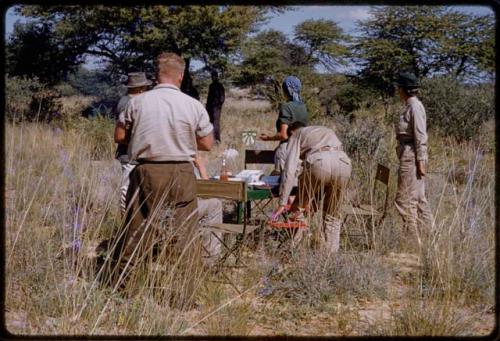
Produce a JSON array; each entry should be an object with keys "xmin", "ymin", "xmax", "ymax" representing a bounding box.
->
[
  {"xmin": 74, "ymin": 115, "xmax": 116, "ymax": 160},
  {"xmin": 67, "ymin": 67, "xmax": 123, "ymax": 101},
  {"xmin": 420, "ymin": 77, "xmax": 494, "ymax": 141},
  {"xmin": 273, "ymin": 250, "xmax": 390, "ymax": 307},
  {"xmin": 6, "ymin": 75, "xmax": 61, "ymax": 123},
  {"xmin": 54, "ymin": 82, "xmax": 80, "ymax": 97},
  {"xmin": 332, "ymin": 81, "xmax": 376, "ymax": 117},
  {"xmin": 334, "ymin": 114, "xmax": 386, "ymax": 162}
]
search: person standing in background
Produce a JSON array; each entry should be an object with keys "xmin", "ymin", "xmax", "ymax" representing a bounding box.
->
[
  {"xmin": 393, "ymin": 72, "xmax": 433, "ymax": 247},
  {"xmin": 206, "ymin": 70, "xmax": 225, "ymax": 144},
  {"xmin": 113, "ymin": 72, "xmax": 151, "ymax": 215}
]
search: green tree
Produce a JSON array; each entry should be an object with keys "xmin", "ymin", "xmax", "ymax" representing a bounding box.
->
[
  {"xmin": 6, "ymin": 21, "xmax": 85, "ymax": 84},
  {"xmin": 293, "ymin": 19, "xmax": 349, "ymax": 71},
  {"xmin": 355, "ymin": 6, "xmax": 494, "ymax": 95},
  {"xmin": 234, "ymin": 30, "xmax": 306, "ymax": 86},
  {"xmin": 13, "ymin": 5, "xmax": 272, "ymax": 81}
]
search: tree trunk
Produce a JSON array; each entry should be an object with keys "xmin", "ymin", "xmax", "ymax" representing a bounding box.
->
[
  {"xmin": 180, "ymin": 58, "xmax": 200, "ymax": 100},
  {"xmin": 181, "ymin": 57, "xmax": 191, "ymax": 93}
]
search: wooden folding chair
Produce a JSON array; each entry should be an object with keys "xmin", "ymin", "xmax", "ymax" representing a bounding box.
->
[
  {"xmin": 196, "ymin": 179, "xmax": 259, "ymax": 266},
  {"xmin": 341, "ymin": 163, "xmax": 390, "ymax": 246}
]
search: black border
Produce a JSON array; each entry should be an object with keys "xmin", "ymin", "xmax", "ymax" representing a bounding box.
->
[{"xmin": 1, "ymin": 0, "xmax": 499, "ymax": 340}]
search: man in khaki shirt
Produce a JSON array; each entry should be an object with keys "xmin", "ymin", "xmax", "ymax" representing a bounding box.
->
[
  {"xmin": 394, "ymin": 72, "xmax": 432, "ymax": 246},
  {"xmin": 272, "ymin": 123, "xmax": 352, "ymax": 253},
  {"xmin": 113, "ymin": 53, "xmax": 214, "ymax": 293}
]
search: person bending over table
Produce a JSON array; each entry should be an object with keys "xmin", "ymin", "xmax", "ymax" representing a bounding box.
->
[{"xmin": 271, "ymin": 122, "xmax": 352, "ymax": 254}]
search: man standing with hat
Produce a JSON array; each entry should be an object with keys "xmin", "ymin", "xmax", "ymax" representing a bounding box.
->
[
  {"xmin": 394, "ymin": 71, "xmax": 433, "ymax": 247},
  {"xmin": 113, "ymin": 72, "xmax": 152, "ymax": 215}
]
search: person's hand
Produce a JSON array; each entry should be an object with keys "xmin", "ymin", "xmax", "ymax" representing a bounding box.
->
[
  {"xmin": 417, "ymin": 161, "xmax": 426, "ymax": 177},
  {"xmin": 259, "ymin": 134, "xmax": 270, "ymax": 141},
  {"xmin": 270, "ymin": 205, "xmax": 287, "ymax": 221}
]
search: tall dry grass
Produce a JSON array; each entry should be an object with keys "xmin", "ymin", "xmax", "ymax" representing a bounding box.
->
[{"xmin": 4, "ymin": 95, "xmax": 495, "ymax": 336}]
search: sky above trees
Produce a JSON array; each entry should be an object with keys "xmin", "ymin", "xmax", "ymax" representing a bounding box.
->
[
  {"xmin": 5, "ymin": 5, "xmax": 493, "ymax": 72},
  {"xmin": 5, "ymin": 5, "xmax": 494, "ymax": 80},
  {"xmin": 6, "ymin": 5, "xmax": 493, "ymax": 37},
  {"xmin": 261, "ymin": 5, "xmax": 493, "ymax": 36}
]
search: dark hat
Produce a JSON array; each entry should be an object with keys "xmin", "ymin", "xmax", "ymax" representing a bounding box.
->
[
  {"xmin": 394, "ymin": 72, "xmax": 420, "ymax": 88},
  {"xmin": 125, "ymin": 72, "xmax": 152, "ymax": 88}
]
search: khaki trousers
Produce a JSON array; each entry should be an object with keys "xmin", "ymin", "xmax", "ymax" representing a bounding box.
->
[
  {"xmin": 299, "ymin": 150, "xmax": 352, "ymax": 252},
  {"xmin": 197, "ymin": 198, "xmax": 223, "ymax": 264},
  {"xmin": 395, "ymin": 144, "xmax": 432, "ymax": 244}
]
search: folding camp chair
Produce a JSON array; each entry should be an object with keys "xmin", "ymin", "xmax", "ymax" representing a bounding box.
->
[
  {"xmin": 341, "ymin": 163, "xmax": 390, "ymax": 246},
  {"xmin": 196, "ymin": 179, "xmax": 259, "ymax": 266},
  {"xmin": 239, "ymin": 149, "xmax": 277, "ymax": 223}
]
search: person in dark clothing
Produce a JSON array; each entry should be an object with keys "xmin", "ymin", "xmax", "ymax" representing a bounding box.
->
[
  {"xmin": 206, "ymin": 70, "xmax": 225, "ymax": 144},
  {"xmin": 181, "ymin": 70, "xmax": 200, "ymax": 100}
]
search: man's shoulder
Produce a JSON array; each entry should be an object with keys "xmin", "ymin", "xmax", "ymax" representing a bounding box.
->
[{"xmin": 408, "ymin": 97, "xmax": 425, "ymax": 112}]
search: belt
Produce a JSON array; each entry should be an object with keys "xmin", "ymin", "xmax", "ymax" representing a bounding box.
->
[
  {"xmin": 137, "ymin": 159, "xmax": 190, "ymax": 164},
  {"xmin": 309, "ymin": 145, "xmax": 343, "ymax": 157}
]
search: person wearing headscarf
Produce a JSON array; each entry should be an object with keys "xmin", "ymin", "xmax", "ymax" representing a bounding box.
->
[
  {"xmin": 259, "ymin": 76, "xmax": 308, "ymax": 207},
  {"xmin": 394, "ymin": 72, "xmax": 432, "ymax": 247}
]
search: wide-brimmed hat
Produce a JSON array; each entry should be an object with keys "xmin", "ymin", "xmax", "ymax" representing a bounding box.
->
[
  {"xmin": 125, "ymin": 72, "xmax": 152, "ymax": 88},
  {"xmin": 394, "ymin": 72, "xmax": 420, "ymax": 88}
]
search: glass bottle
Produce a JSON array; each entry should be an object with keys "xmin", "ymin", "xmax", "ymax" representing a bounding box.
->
[{"xmin": 220, "ymin": 156, "xmax": 229, "ymax": 181}]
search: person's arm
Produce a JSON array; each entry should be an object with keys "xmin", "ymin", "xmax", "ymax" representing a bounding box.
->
[
  {"xmin": 260, "ymin": 123, "xmax": 288, "ymax": 141},
  {"xmin": 412, "ymin": 101, "xmax": 428, "ymax": 176},
  {"xmin": 197, "ymin": 133, "xmax": 214, "ymax": 151},
  {"xmin": 114, "ymin": 98, "xmax": 132, "ymax": 144},
  {"xmin": 114, "ymin": 122, "xmax": 128, "ymax": 144},
  {"xmin": 193, "ymin": 155, "xmax": 209, "ymax": 179},
  {"xmin": 279, "ymin": 134, "xmax": 301, "ymax": 206},
  {"xmin": 260, "ymin": 104, "xmax": 291, "ymax": 141},
  {"xmin": 271, "ymin": 134, "xmax": 301, "ymax": 220}
]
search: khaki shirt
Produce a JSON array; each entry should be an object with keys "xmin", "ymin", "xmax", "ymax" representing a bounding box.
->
[
  {"xmin": 395, "ymin": 97, "xmax": 428, "ymax": 161},
  {"xmin": 122, "ymin": 84, "xmax": 213, "ymax": 162},
  {"xmin": 279, "ymin": 126, "xmax": 343, "ymax": 205}
]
